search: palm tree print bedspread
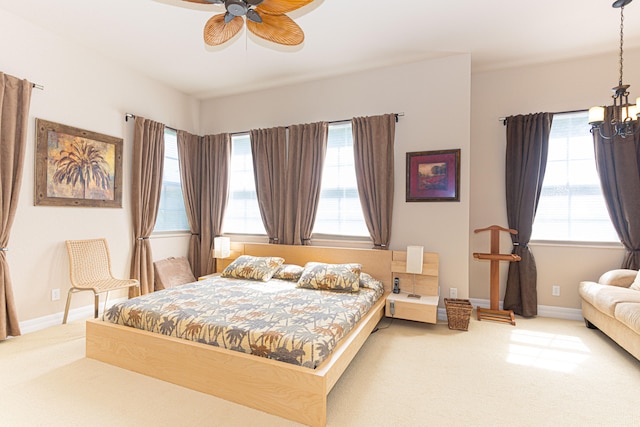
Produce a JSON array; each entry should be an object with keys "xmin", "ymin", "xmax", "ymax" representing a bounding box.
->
[{"xmin": 104, "ymin": 276, "xmax": 384, "ymax": 368}]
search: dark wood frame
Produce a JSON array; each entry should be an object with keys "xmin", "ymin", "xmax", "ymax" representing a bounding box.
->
[
  {"xmin": 406, "ymin": 149, "xmax": 460, "ymax": 202},
  {"xmin": 35, "ymin": 119, "xmax": 123, "ymax": 207}
]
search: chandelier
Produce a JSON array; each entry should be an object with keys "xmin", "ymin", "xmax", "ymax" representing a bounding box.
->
[{"xmin": 589, "ymin": 0, "xmax": 640, "ymax": 139}]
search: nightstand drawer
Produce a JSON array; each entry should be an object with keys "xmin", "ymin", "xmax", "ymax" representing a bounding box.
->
[{"xmin": 385, "ymin": 294, "xmax": 438, "ymax": 324}]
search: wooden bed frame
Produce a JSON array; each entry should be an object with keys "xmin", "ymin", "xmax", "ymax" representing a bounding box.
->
[{"xmin": 86, "ymin": 243, "xmax": 394, "ymax": 427}]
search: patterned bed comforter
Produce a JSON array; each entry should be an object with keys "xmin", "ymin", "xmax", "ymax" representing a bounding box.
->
[{"xmin": 104, "ymin": 276, "xmax": 384, "ymax": 369}]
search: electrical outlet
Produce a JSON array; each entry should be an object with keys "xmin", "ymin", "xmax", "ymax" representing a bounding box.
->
[
  {"xmin": 450, "ymin": 287, "xmax": 458, "ymax": 298},
  {"xmin": 51, "ymin": 288, "xmax": 60, "ymax": 301},
  {"xmin": 552, "ymin": 285, "xmax": 560, "ymax": 297}
]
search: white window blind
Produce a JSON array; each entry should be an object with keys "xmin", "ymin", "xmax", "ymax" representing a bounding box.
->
[
  {"xmin": 224, "ymin": 134, "xmax": 266, "ymax": 235},
  {"xmin": 312, "ymin": 123, "xmax": 369, "ymax": 237},
  {"xmin": 154, "ymin": 128, "xmax": 190, "ymax": 232},
  {"xmin": 532, "ymin": 111, "xmax": 618, "ymax": 242}
]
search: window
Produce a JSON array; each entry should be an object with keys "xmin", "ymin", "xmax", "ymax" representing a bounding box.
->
[
  {"xmin": 154, "ymin": 128, "xmax": 190, "ymax": 232},
  {"xmin": 224, "ymin": 133, "xmax": 266, "ymax": 235},
  {"xmin": 312, "ymin": 123, "xmax": 369, "ymax": 237},
  {"xmin": 532, "ymin": 111, "xmax": 618, "ymax": 242},
  {"xmin": 223, "ymin": 124, "xmax": 369, "ymax": 239}
]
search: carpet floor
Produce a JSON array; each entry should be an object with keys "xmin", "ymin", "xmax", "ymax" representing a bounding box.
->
[{"xmin": 1, "ymin": 314, "xmax": 639, "ymax": 426}]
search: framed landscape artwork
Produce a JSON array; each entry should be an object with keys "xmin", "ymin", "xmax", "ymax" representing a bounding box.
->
[
  {"xmin": 35, "ymin": 119, "xmax": 123, "ymax": 207},
  {"xmin": 406, "ymin": 149, "xmax": 460, "ymax": 202}
]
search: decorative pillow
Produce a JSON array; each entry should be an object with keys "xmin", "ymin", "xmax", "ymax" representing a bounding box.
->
[
  {"xmin": 359, "ymin": 272, "xmax": 382, "ymax": 290},
  {"xmin": 297, "ymin": 262, "xmax": 362, "ymax": 292},
  {"xmin": 221, "ymin": 255, "xmax": 284, "ymax": 282},
  {"xmin": 272, "ymin": 264, "xmax": 304, "ymax": 281}
]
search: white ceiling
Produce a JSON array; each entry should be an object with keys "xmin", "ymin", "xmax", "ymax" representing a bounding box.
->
[{"xmin": 2, "ymin": 0, "xmax": 640, "ymax": 99}]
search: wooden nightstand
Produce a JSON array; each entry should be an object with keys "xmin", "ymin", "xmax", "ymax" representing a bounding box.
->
[
  {"xmin": 386, "ymin": 293, "xmax": 439, "ymax": 323},
  {"xmin": 385, "ymin": 250, "xmax": 439, "ymax": 324}
]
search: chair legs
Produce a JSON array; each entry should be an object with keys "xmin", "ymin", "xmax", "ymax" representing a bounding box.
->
[
  {"xmin": 62, "ymin": 288, "xmax": 74, "ymax": 324},
  {"xmin": 63, "ymin": 288, "xmax": 102, "ymax": 324}
]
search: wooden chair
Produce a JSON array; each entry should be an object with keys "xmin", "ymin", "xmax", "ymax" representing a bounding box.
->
[{"xmin": 63, "ymin": 238, "xmax": 139, "ymax": 324}]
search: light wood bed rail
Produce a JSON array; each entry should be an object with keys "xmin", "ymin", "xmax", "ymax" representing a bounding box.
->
[{"xmin": 86, "ymin": 243, "xmax": 394, "ymax": 426}]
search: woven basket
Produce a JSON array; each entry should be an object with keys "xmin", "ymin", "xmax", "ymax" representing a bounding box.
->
[{"xmin": 444, "ymin": 298, "xmax": 473, "ymax": 331}]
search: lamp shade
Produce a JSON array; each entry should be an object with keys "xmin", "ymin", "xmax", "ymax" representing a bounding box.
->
[
  {"xmin": 406, "ymin": 245, "xmax": 424, "ymax": 274},
  {"xmin": 588, "ymin": 106, "xmax": 605, "ymax": 125},
  {"xmin": 213, "ymin": 236, "xmax": 231, "ymax": 259}
]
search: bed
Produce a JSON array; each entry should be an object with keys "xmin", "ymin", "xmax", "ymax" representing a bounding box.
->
[{"xmin": 86, "ymin": 243, "xmax": 395, "ymax": 426}]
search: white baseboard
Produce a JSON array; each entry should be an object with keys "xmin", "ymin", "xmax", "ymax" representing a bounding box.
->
[
  {"xmin": 468, "ymin": 298, "xmax": 583, "ymax": 321},
  {"xmin": 19, "ymin": 297, "xmax": 127, "ymax": 335}
]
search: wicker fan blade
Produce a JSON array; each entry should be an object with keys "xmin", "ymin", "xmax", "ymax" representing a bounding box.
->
[
  {"xmin": 256, "ymin": 0, "xmax": 314, "ymax": 15},
  {"xmin": 247, "ymin": 13, "xmax": 304, "ymax": 46},
  {"xmin": 203, "ymin": 14, "xmax": 244, "ymax": 46}
]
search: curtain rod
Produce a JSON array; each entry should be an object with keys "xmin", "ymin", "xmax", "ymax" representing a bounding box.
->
[
  {"xmin": 32, "ymin": 83, "xmax": 44, "ymax": 90},
  {"xmin": 499, "ymin": 109, "xmax": 586, "ymax": 125},
  {"xmin": 125, "ymin": 112, "xmax": 404, "ymax": 133}
]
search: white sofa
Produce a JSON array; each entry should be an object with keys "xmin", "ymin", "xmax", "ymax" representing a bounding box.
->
[{"xmin": 579, "ymin": 269, "xmax": 640, "ymax": 361}]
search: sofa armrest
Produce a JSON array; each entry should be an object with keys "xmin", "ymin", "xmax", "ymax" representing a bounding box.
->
[{"xmin": 598, "ymin": 269, "xmax": 637, "ymax": 288}]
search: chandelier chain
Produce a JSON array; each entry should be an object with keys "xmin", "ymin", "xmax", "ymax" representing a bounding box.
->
[{"xmin": 619, "ymin": 6, "xmax": 625, "ymax": 86}]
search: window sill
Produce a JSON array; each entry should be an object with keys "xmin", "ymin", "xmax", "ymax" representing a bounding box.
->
[{"xmin": 529, "ymin": 240, "xmax": 624, "ymax": 249}]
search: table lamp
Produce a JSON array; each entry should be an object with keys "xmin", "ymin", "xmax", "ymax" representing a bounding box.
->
[
  {"xmin": 406, "ymin": 245, "xmax": 424, "ymax": 299},
  {"xmin": 213, "ymin": 236, "xmax": 231, "ymax": 271}
]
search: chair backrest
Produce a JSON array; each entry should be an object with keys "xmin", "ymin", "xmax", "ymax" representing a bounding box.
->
[{"xmin": 65, "ymin": 238, "xmax": 114, "ymax": 286}]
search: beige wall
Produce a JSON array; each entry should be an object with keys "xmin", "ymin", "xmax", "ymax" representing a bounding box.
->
[
  {"xmin": 199, "ymin": 55, "xmax": 472, "ymax": 304},
  {"xmin": 470, "ymin": 49, "xmax": 640, "ymax": 312},
  {"xmin": 0, "ymin": 9, "xmax": 198, "ymax": 325}
]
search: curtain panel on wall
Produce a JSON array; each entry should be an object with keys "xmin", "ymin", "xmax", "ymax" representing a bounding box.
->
[
  {"xmin": 504, "ymin": 112, "xmax": 553, "ymax": 317},
  {"xmin": 177, "ymin": 130, "xmax": 204, "ymax": 277},
  {"xmin": 283, "ymin": 122, "xmax": 328, "ymax": 245},
  {"xmin": 251, "ymin": 127, "xmax": 287, "ymax": 244},
  {"xmin": 130, "ymin": 117, "xmax": 165, "ymax": 295},
  {"xmin": 593, "ymin": 108, "xmax": 640, "ymax": 269},
  {"xmin": 0, "ymin": 73, "xmax": 32, "ymax": 340},
  {"xmin": 352, "ymin": 114, "xmax": 396, "ymax": 249},
  {"xmin": 200, "ymin": 133, "xmax": 231, "ymax": 274}
]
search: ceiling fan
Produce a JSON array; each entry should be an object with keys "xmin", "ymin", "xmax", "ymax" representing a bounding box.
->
[{"xmin": 181, "ymin": 0, "xmax": 314, "ymax": 47}]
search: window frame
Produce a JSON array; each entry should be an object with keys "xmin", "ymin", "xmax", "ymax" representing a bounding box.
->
[{"xmin": 530, "ymin": 110, "xmax": 621, "ymax": 247}]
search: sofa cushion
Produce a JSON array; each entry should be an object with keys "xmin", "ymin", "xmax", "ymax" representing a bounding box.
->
[
  {"xmin": 599, "ymin": 269, "xmax": 637, "ymax": 288},
  {"xmin": 630, "ymin": 270, "xmax": 640, "ymax": 291},
  {"xmin": 579, "ymin": 281, "xmax": 640, "ymax": 318},
  {"xmin": 614, "ymin": 303, "xmax": 640, "ymax": 335}
]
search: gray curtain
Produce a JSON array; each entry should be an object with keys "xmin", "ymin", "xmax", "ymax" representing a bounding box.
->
[
  {"xmin": 177, "ymin": 130, "xmax": 203, "ymax": 277},
  {"xmin": 352, "ymin": 114, "xmax": 396, "ymax": 249},
  {"xmin": 130, "ymin": 117, "xmax": 165, "ymax": 295},
  {"xmin": 0, "ymin": 73, "xmax": 32, "ymax": 340},
  {"xmin": 504, "ymin": 113, "xmax": 553, "ymax": 317},
  {"xmin": 283, "ymin": 122, "xmax": 328, "ymax": 245},
  {"xmin": 593, "ymin": 107, "xmax": 640, "ymax": 269},
  {"xmin": 251, "ymin": 127, "xmax": 287, "ymax": 244},
  {"xmin": 201, "ymin": 133, "xmax": 231, "ymax": 274}
]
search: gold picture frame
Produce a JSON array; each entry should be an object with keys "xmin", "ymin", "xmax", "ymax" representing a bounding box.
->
[{"xmin": 35, "ymin": 119, "xmax": 123, "ymax": 207}]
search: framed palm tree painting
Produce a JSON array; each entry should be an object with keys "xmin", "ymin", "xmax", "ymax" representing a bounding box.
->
[{"xmin": 35, "ymin": 119, "xmax": 123, "ymax": 207}]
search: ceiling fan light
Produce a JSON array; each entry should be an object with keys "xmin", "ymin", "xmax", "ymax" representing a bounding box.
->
[{"xmin": 226, "ymin": 0, "xmax": 248, "ymax": 16}]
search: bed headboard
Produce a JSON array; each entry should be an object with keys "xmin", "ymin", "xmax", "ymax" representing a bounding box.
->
[
  {"xmin": 217, "ymin": 243, "xmax": 394, "ymax": 292},
  {"xmin": 216, "ymin": 242, "xmax": 440, "ymax": 295}
]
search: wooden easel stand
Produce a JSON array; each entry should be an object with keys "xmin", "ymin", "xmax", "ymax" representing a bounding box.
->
[{"xmin": 473, "ymin": 225, "xmax": 521, "ymax": 326}]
